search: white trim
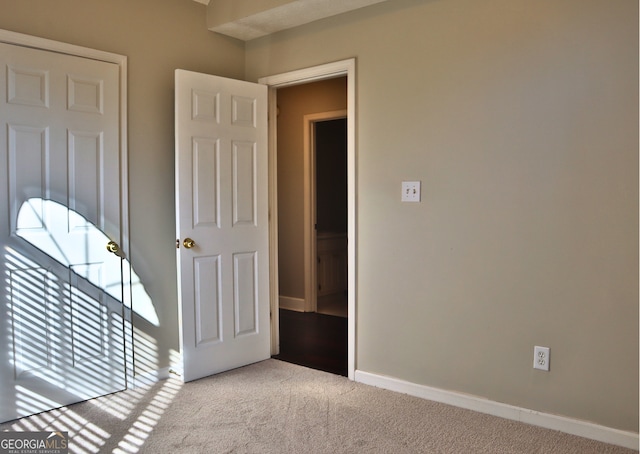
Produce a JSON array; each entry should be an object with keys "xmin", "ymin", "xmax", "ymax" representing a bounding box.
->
[
  {"xmin": 132, "ymin": 367, "xmax": 174, "ymax": 388},
  {"xmin": 355, "ymin": 370, "xmax": 639, "ymax": 451},
  {"xmin": 259, "ymin": 60, "xmax": 354, "ymax": 88},
  {"xmin": 260, "ymin": 58, "xmax": 357, "ymax": 380},
  {"xmin": 0, "ymin": 29, "xmax": 127, "ymax": 66},
  {"xmin": 266, "ymin": 87, "xmax": 281, "ymax": 355},
  {"xmin": 0, "ymin": 28, "xmax": 133, "ymax": 389},
  {"xmin": 303, "ymin": 110, "xmax": 348, "ymax": 314},
  {"xmin": 279, "ymin": 296, "xmax": 306, "ymax": 312}
]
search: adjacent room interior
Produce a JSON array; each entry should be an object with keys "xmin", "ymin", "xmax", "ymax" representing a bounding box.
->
[{"xmin": 273, "ymin": 78, "xmax": 349, "ymax": 376}]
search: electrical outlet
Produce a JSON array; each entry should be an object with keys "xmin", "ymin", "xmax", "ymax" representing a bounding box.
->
[
  {"xmin": 533, "ymin": 346, "xmax": 550, "ymax": 371},
  {"xmin": 401, "ymin": 181, "xmax": 421, "ymax": 202}
]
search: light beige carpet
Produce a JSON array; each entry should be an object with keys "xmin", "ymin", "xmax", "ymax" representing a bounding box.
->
[{"xmin": 1, "ymin": 359, "xmax": 636, "ymax": 453}]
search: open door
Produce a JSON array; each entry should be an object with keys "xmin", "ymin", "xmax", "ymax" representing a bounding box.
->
[{"xmin": 175, "ymin": 70, "xmax": 270, "ymax": 382}]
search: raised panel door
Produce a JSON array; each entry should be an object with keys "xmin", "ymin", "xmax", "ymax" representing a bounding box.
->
[
  {"xmin": 175, "ymin": 70, "xmax": 269, "ymax": 382},
  {"xmin": 0, "ymin": 42, "xmax": 127, "ymax": 422}
]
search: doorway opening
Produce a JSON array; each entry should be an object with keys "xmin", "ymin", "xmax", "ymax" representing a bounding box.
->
[
  {"xmin": 259, "ymin": 59, "xmax": 356, "ymax": 379},
  {"xmin": 313, "ymin": 117, "xmax": 348, "ymax": 318},
  {"xmin": 274, "ymin": 92, "xmax": 348, "ymax": 374}
]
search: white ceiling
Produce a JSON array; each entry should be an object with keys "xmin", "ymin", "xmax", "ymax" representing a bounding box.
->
[{"xmin": 197, "ymin": 0, "xmax": 390, "ymax": 41}]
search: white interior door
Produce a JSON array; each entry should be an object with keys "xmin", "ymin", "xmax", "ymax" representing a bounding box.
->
[
  {"xmin": 0, "ymin": 42, "xmax": 128, "ymax": 422},
  {"xmin": 175, "ymin": 70, "xmax": 270, "ymax": 382}
]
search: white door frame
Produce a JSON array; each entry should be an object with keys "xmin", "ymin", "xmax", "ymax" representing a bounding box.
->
[
  {"xmin": 259, "ymin": 58, "xmax": 356, "ymax": 380},
  {"xmin": 303, "ymin": 109, "xmax": 347, "ymax": 314},
  {"xmin": 0, "ymin": 29, "xmax": 133, "ymax": 387}
]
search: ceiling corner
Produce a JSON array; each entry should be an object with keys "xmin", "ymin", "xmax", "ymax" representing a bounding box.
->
[{"xmin": 207, "ymin": 0, "xmax": 389, "ymax": 42}]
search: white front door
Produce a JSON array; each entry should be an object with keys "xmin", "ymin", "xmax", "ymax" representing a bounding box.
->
[
  {"xmin": 175, "ymin": 70, "xmax": 270, "ymax": 382},
  {"xmin": 0, "ymin": 41, "xmax": 128, "ymax": 422}
]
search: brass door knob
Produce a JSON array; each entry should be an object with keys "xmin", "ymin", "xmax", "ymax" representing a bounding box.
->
[
  {"xmin": 183, "ymin": 238, "xmax": 196, "ymax": 249},
  {"xmin": 106, "ymin": 241, "xmax": 120, "ymax": 254}
]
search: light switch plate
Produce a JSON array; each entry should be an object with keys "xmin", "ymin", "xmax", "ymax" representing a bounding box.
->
[{"xmin": 402, "ymin": 181, "xmax": 421, "ymax": 202}]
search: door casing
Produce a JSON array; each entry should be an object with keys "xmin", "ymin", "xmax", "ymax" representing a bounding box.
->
[{"xmin": 259, "ymin": 58, "xmax": 357, "ymax": 380}]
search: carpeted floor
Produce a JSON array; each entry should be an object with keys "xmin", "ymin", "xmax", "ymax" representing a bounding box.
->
[{"xmin": 0, "ymin": 359, "xmax": 636, "ymax": 453}]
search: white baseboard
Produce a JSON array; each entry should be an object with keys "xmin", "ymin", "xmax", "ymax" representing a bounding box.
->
[
  {"xmin": 132, "ymin": 366, "xmax": 173, "ymax": 387},
  {"xmin": 279, "ymin": 295, "xmax": 305, "ymax": 312},
  {"xmin": 354, "ymin": 370, "xmax": 639, "ymax": 451}
]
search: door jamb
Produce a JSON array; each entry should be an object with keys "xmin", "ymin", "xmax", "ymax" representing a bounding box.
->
[
  {"xmin": 259, "ymin": 58, "xmax": 356, "ymax": 380},
  {"xmin": 303, "ymin": 110, "xmax": 347, "ymax": 314},
  {"xmin": 0, "ymin": 29, "xmax": 133, "ymax": 387}
]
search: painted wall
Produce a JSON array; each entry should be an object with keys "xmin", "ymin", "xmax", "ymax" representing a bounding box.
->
[
  {"xmin": 246, "ymin": 0, "xmax": 639, "ymax": 432},
  {"xmin": 276, "ymin": 78, "xmax": 347, "ymax": 300},
  {"xmin": 0, "ymin": 0, "xmax": 245, "ymax": 376},
  {"xmin": 1, "ymin": 0, "xmax": 637, "ymax": 436}
]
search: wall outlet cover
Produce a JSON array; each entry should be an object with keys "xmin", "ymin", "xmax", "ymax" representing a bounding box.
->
[{"xmin": 533, "ymin": 346, "xmax": 550, "ymax": 371}]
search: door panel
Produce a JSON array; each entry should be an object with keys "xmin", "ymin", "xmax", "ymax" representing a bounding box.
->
[
  {"xmin": 192, "ymin": 137, "xmax": 220, "ymax": 228},
  {"xmin": 0, "ymin": 42, "xmax": 127, "ymax": 422},
  {"xmin": 232, "ymin": 141, "xmax": 257, "ymax": 226},
  {"xmin": 233, "ymin": 251, "xmax": 258, "ymax": 336},
  {"xmin": 194, "ymin": 255, "xmax": 222, "ymax": 345},
  {"xmin": 175, "ymin": 70, "xmax": 269, "ymax": 382}
]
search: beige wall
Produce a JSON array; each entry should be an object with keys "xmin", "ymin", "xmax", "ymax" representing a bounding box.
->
[
  {"xmin": 0, "ymin": 0, "xmax": 245, "ymax": 375},
  {"xmin": 246, "ymin": 0, "xmax": 639, "ymax": 432},
  {"xmin": 1, "ymin": 0, "xmax": 637, "ymax": 436},
  {"xmin": 276, "ymin": 78, "xmax": 347, "ymax": 300}
]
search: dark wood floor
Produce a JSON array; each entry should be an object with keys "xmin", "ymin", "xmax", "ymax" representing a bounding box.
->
[{"xmin": 273, "ymin": 309, "xmax": 348, "ymax": 376}]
